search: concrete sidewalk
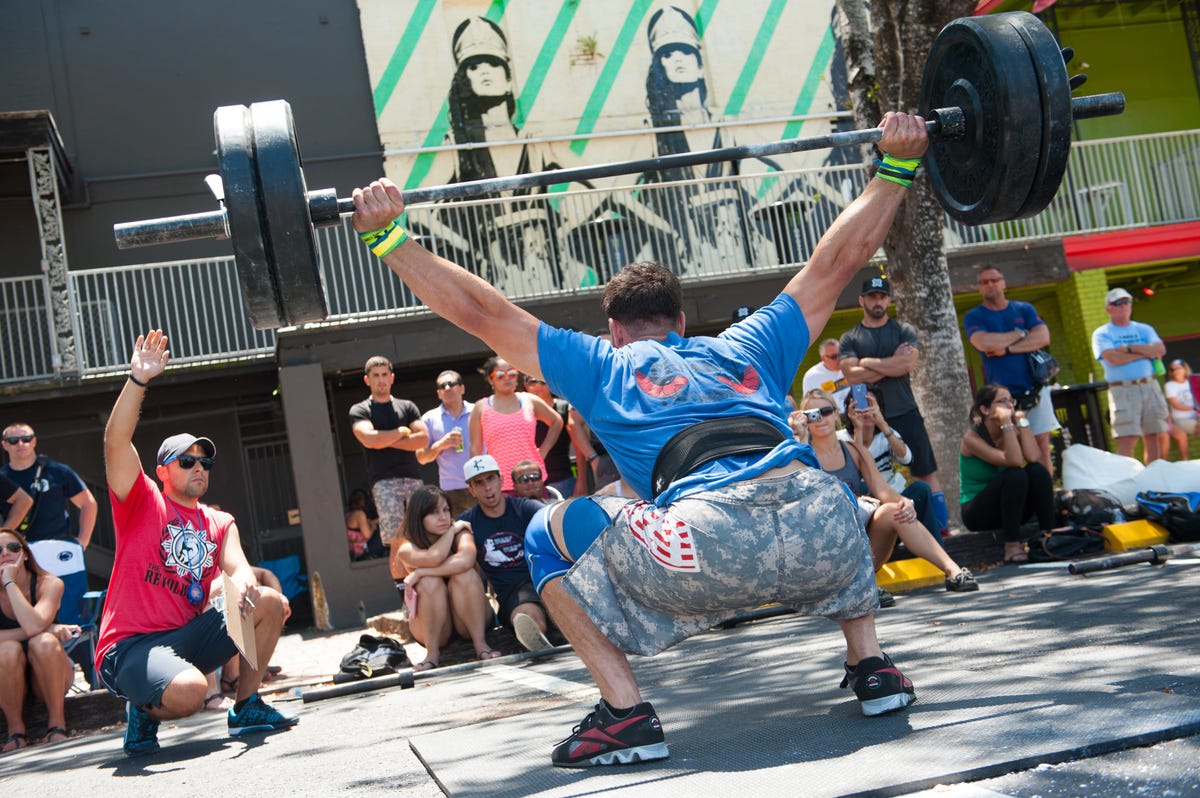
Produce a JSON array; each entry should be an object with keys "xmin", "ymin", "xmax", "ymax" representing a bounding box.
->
[{"xmin": 0, "ymin": 549, "xmax": 1196, "ymax": 796}]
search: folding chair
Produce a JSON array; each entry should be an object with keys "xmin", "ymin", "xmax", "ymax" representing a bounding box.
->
[{"xmin": 63, "ymin": 589, "xmax": 106, "ymax": 691}]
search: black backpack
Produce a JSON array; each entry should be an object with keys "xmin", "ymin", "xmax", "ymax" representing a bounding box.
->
[
  {"xmin": 1136, "ymin": 491, "xmax": 1200, "ymax": 542},
  {"xmin": 1026, "ymin": 527, "xmax": 1107, "ymax": 562},
  {"xmin": 1054, "ymin": 488, "xmax": 1126, "ymax": 530},
  {"xmin": 333, "ymin": 634, "xmax": 410, "ymax": 684}
]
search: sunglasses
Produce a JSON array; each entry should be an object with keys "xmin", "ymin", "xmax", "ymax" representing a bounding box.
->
[
  {"xmin": 167, "ymin": 454, "xmax": 214, "ymax": 470},
  {"xmin": 3, "ymin": 435, "xmax": 34, "ymax": 445},
  {"xmin": 490, "ymin": 368, "xmax": 518, "ymax": 379},
  {"xmin": 437, "ymin": 380, "xmax": 462, "ymax": 390},
  {"xmin": 524, "ymin": 378, "xmax": 546, "ymax": 386},
  {"xmin": 803, "ymin": 406, "xmax": 837, "ymax": 422},
  {"xmin": 514, "ymin": 473, "xmax": 542, "ymax": 484},
  {"xmin": 2, "ymin": 541, "xmax": 23, "ymax": 554},
  {"xmin": 978, "ymin": 277, "xmax": 1004, "ymax": 285},
  {"xmin": 1109, "ymin": 299, "xmax": 1132, "ymax": 306},
  {"xmin": 820, "ymin": 352, "xmax": 839, "ymax": 360}
]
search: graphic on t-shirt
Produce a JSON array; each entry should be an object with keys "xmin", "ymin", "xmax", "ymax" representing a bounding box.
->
[
  {"xmin": 481, "ymin": 533, "xmax": 524, "ymax": 570},
  {"xmin": 635, "ymin": 369, "xmax": 689, "ymax": 398},
  {"xmin": 634, "ymin": 359, "xmax": 762, "ymax": 402},
  {"xmin": 161, "ymin": 519, "xmax": 217, "ymax": 587},
  {"xmin": 716, "ymin": 365, "xmax": 760, "ymax": 395}
]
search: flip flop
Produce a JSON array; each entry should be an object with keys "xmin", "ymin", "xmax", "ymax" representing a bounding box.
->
[
  {"xmin": 476, "ymin": 648, "xmax": 502, "ymax": 660},
  {"xmin": 1004, "ymin": 552, "xmax": 1030, "ymax": 564},
  {"xmin": 44, "ymin": 726, "xmax": 69, "ymax": 743},
  {"xmin": 203, "ymin": 693, "xmax": 233, "ymax": 711},
  {"xmin": 413, "ymin": 659, "xmax": 438, "ymax": 673},
  {"xmin": 220, "ymin": 675, "xmax": 239, "ymax": 694},
  {"xmin": 1, "ymin": 732, "xmax": 28, "ymax": 753}
]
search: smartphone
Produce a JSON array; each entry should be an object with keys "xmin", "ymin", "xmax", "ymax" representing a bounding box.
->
[{"xmin": 851, "ymin": 382, "xmax": 869, "ymax": 410}]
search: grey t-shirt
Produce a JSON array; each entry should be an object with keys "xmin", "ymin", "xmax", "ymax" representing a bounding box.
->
[{"xmin": 839, "ymin": 318, "xmax": 920, "ymax": 417}]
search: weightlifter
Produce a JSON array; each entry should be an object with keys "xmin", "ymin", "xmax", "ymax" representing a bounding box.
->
[{"xmin": 350, "ymin": 113, "xmax": 928, "ymax": 768}]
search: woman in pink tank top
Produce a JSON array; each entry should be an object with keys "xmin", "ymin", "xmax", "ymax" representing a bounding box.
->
[{"xmin": 469, "ymin": 356, "xmax": 564, "ymax": 492}]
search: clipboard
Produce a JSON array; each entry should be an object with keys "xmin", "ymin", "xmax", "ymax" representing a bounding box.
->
[{"xmin": 222, "ymin": 573, "xmax": 258, "ymax": 671}]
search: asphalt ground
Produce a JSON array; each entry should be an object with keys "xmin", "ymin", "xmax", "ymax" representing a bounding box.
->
[{"xmin": 1, "ymin": 555, "xmax": 1197, "ymax": 796}]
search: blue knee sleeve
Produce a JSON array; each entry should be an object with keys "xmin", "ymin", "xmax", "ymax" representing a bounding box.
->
[
  {"xmin": 932, "ymin": 490, "xmax": 949, "ymax": 532},
  {"xmin": 524, "ymin": 499, "xmax": 612, "ymax": 593}
]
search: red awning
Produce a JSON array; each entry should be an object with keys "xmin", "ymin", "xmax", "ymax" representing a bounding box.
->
[{"xmin": 1063, "ymin": 222, "xmax": 1200, "ymax": 271}]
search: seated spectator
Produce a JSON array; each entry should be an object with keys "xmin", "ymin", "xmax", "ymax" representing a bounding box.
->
[
  {"xmin": 469, "ymin": 356, "xmax": 563, "ymax": 495},
  {"xmin": 512, "ymin": 460, "xmax": 564, "ymax": 502},
  {"xmin": 960, "ymin": 384, "xmax": 1060, "ymax": 564},
  {"xmin": 345, "ymin": 488, "xmax": 382, "ymax": 560},
  {"xmin": 840, "ymin": 387, "xmax": 944, "ymax": 548},
  {"xmin": 460, "ymin": 455, "xmax": 555, "ymax": 652},
  {"xmin": 0, "ymin": 528, "xmax": 78, "ymax": 750},
  {"xmin": 396, "ymin": 486, "xmax": 499, "ymax": 671},
  {"xmin": 1164, "ymin": 359, "xmax": 1197, "ymax": 461},
  {"xmin": 800, "ymin": 390, "xmax": 978, "ymax": 592},
  {"xmin": 787, "ymin": 407, "xmax": 809, "ymax": 444}
]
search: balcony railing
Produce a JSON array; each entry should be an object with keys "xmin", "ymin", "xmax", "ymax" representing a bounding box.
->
[{"xmin": 3, "ymin": 128, "xmax": 1196, "ymax": 382}]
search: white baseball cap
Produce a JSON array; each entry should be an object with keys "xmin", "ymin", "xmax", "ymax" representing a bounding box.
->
[
  {"xmin": 1105, "ymin": 287, "xmax": 1132, "ymax": 304},
  {"xmin": 463, "ymin": 454, "xmax": 500, "ymax": 482}
]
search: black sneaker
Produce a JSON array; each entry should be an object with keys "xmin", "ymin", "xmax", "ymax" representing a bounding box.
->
[
  {"xmin": 551, "ymin": 701, "xmax": 669, "ymax": 768},
  {"xmin": 842, "ymin": 654, "xmax": 916, "ymax": 716},
  {"xmin": 123, "ymin": 701, "xmax": 160, "ymax": 757},
  {"xmin": 945, "ymin": 568, "xmax": 980, "ymax": 592},
  {"xmin": 877, "ymin": 587, "xmax": 896, "ymax": 608}
]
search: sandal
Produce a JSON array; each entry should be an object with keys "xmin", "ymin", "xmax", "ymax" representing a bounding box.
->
[
  {"xmin": 44, "ymin": 726, "xmax": 69, "ymax": 743},
  {"xmin": 1, "ymin": 732, "xmax": 27, "ymax": 753},
  {"xmin": 203, "ymin": 693, "xmax": 233, "ymax": 712},
  {"xmin": 262, "ymin": 664, "xmax": 283, "ymax": 682},
  {"xmin": 1004, "ymin": 552, "xmax": 1030, "ymax": 564},
  {"xmin": 220, "ymin": 675, "xmax": 239, "ymax": 694},
  {"xmin": 476, "ymin": 648, "xmax": 502, "ymax": 661},
  {"xmin": 413, "ymin": 659, "xmax": 438, "ymax": 673}
]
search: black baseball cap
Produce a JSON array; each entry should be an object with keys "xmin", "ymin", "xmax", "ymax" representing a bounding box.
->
[{"xmin": 861, "ymin": 276, "xmax": 891, "ymax": 296}]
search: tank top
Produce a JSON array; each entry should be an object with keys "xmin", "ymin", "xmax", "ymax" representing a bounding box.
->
[
  {"xmin": 480, "ymin": 393, "xmax": 546, "ymax": 491},
  {"xmin": 826, "ymin": 441, "xmax": 869, "ymax": 497},
  {"xmin": 0, "ymin": 573, "xmax": 38, "ymax": 630}
]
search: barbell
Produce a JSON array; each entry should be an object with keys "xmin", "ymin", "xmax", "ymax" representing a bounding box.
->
[{"xmin": 113, "ymin": 11, "xmax": 1124, "ymax": 330}]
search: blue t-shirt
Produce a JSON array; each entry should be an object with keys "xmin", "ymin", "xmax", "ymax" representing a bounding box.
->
[
  {"xmin": 0, "ymin": 458, "xmax": 87, "ymax": 542},
  {"xmin": 459, "ymin": 497, "xmax": 544, "ymax": 594},
  {"xmin": 1091, "ymin": 321, "xmax": 1161, "ymax": 382},
  {"xmin": 962, "ymin": 300, "xmax": 1045, "ymax": 391},
  {"xmin": 538, "ymin": 293, "xmax": 819, "ymax": 505}
]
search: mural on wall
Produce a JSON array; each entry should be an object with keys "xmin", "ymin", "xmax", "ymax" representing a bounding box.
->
[{"xmin": 359, "ymin": 0, "xmax": 854, "ymax": 290}]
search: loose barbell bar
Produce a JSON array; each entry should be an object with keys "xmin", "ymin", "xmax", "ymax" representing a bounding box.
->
[{"xmin": 113, "ymin": 12, "xmax": 1126, "ymax": 330}]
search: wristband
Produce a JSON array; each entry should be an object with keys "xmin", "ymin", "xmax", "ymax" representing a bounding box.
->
[
  {"xmin": 128, "ymin": 374, "xmax": 149, "ymax": 388},
  {"xmin": 2, "ymin": 581, "xmax": 14, "ymax": 589},
  {"xmin": 358, "ymin": 219, "xmax": 409, "ymax": 258},
  {"xmin": 874, "ymin": 154, "xmax": 921, "ymax": 188},
  {"xmin": 587, "ymin": 452, "xmax": 600, "ymax": 463}
]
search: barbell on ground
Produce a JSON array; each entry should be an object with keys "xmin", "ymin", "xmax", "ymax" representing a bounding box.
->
[{"xmin": 113, "ymin": 11, "xmax": 1125, "ymax": 330}]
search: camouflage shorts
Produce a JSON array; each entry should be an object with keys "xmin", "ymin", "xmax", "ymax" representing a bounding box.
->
[
  {"xmin": 372, "ymin": 477, "xmax": 424, "ymax": 546},
  {"xmin": 561, "ymin": 466, "xmax": 876, "ymax": 656}
]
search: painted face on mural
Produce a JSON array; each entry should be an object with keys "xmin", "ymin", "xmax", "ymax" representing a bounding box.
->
[
  {"xmin": 466, "ymin": 56, "xmax": 510, "ymax": 97},
  {"xmin": 660, "ymin": 46, "xmax": 701, "ymax": 84}
]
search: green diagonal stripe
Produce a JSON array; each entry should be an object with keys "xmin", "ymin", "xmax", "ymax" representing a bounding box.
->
[
  {"xmin": 722, "ymin": 0, "xmax": 787, "ymax": 118},
  {"xmin": 372, "ymin": 0, "xmax": 438, "ymax": 117},
  {"xmin": 513, "ymin": 0, "xmax": 579, "ymax": 129},
  {"xmin": 405, "ymin": 0, "xmax": 511, "ymax": 190},
  {"xmin": 694, "ymin": 0, "xmax": 719, "ymax": 37},
  {"xmin": 569, "ymin": 0, "xmax": 655, "ymax": 157},
  {"xmin": 781, "ymin": 25, "xmax": 836, "ymax": 140}
]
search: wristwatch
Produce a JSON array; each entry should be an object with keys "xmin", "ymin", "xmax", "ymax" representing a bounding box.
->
[{"xmin": 1017, "ymin": 418, "xmax": 1031, "ymax": 429}]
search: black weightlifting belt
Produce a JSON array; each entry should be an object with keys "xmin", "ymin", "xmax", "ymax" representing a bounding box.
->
[{"xmin": 651, "ymin": 416, "xmax": 786, "ymax": 498}]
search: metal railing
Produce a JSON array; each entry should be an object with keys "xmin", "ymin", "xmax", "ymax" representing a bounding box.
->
[{"xmin": 6, "ymin": 128, "xmax": 1197, "ymax": 380}]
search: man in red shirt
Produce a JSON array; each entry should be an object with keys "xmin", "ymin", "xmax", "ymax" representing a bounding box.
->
[{"xmin": 97, "ymin": 329, "xmax": 297, "ymax": 757}]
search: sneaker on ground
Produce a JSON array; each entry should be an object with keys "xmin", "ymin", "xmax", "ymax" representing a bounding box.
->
[
  {"xmin": 513, "ymin": 612, "xmax": 552, "ymax": 652},
  {"xmin": 551, "ymin": 700, "xmax": 669, "ymax": 768},
  {"xmin": 876, "ymin": 586, "xmax": 896, "ymax": 608},
  {"xmin": 842, "ymin": 654, "xmax": 916, "ymax": 716},
  {"xmin": 227, "ymin": 694, "xmax": 300, "ymax": 737},
  {"xmin": 123, "ymin": 701, "xmax": 161, "ymax": 757},
  {"xmin": 945, "ymin": 568, "xmax": 980, "ymax": 592}
]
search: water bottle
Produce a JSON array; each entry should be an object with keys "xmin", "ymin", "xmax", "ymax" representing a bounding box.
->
[{"xmin": 452, "ymin": 426, "xmax": 464, "ymax": 452}]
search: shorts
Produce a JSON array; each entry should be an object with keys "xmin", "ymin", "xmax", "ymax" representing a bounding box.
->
[
  {"xmin": 559, "ymin": 466, "xmax": 877, "ymax": 656},
  {"xmin": 1025, "ymin": 385, "xmax": 1061, "ymax": 436},
  {"xmin": 443, "ymin": 488, "xmax": 477, "ymax": 517},
  {"xmin": 98, "ymin": 608, "xmax": 237, "ymax": 709},
  {"xmin": 496, "ymin": 580, "xmax": 541, "ymax": 627},
  {"xmin": 856, "ymin": 496, "xmax": 881, "ymax": 530},
  {"xmin": 372, "ymin": 477, "xmax": 424, "ymax": 545},
  {"xmin": 886, "ymin": 408, "xmax": 938, "ymax": 477},
  {"xmin": 1108, "ymin": 382, "xmax": 1170, "ymax": 438},
  {"xmin": 1172, "ymin": 416, "xmax": 1198, "ymax": 435}
]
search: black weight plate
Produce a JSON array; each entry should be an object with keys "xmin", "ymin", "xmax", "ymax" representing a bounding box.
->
[
  {"xmin": 214, "ymin": 104, "xmax": 283, "ymax": 330},
  {"xmin": 919, "ymin": 14, "xmax": 1044, "ymax": 225},
  {"xmin": 250, "ymin": 100, "xmax": 328, "ymax": 327},
  {"xmin": 1007, "ymin": 12, "xmax": 1073, "ymax": 219}
]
